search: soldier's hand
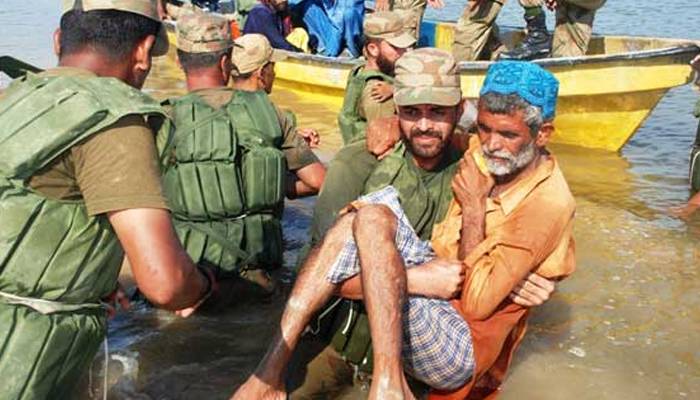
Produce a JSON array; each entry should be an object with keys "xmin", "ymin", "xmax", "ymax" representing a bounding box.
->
[
  {"xmin": 369, "ymin": 81, "xmax": 394, "ymax": 103},
  {"xmin": 509, "ymin": 273, "xmax": 556, "ymax": 307},
  {"xmin": 545, "ymin": 0, "xmax": 558, "ymax": 10},
  {"xmin": 375, "ymin": 0, "xmax": 390, "ymax": 11},
  {"xmin": 102, "ymin": 282, "xmax": 130, "ymax": 319},
  {"xmin": 366, "ymin": 115, "xmax": 400, "ymax": 160},
  {"xmin": 669, "ymin": 202, "xmax": 700, "ymax": 221},
  {"xmin": 691, "ymin": 54, "xmax": 700, "ymax": 72},
  {"xmin": 427, "ymin": 0, "xmax": 445, "ymax": 9},
  {"xmin": 452, "ymin": 152, "xmax": 494, "ymax": 208},
  {"xmin": 410, "ymin": 259, "xmax": 465, "ymax": 299},
  {"xmin": 296, "ymin": 128, "xmax": 321, "ymax": 148}
]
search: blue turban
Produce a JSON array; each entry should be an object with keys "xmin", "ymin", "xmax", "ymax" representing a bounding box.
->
[{"xmin": 480, "ymin": 61, "xmax": 559, "ymax": 120}]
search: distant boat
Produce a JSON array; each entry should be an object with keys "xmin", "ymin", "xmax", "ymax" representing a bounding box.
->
[{"xmin": 164, "ymin": 18, "xmax": 700, "ymax": 152}]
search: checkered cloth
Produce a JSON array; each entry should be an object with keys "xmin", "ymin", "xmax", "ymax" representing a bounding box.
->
[{"xmin": 326, "ymin": 186, "xmax": 474, "ymax": 390}]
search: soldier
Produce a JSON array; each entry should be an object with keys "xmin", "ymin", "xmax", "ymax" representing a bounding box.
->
[
  {"xmin": 230, "ymin": 33, "xmax": 326, "ymax": 198},
  {"xmin": 338, "ymin": 10, "xmax": 415, "ymax": 146},
  {"xmin": 671, "ymin": 54, "xmax": 700, "ymax": 220},
  {"xmin": 303, "ymin": 10, "xmax": 415, "ymax": 267},
  {"xmin": 0, "ymin": 1, "xmax": 214, "ymax": 398},
  {"xmin": 453, "ymin": 0, "xmax": 606, "ymax": 61},
  {"xmin": 165, "ymin": 24, "xmax": 325, "ymax": 292}
]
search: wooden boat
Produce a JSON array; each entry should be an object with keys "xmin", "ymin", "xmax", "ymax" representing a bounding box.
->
[{"xmin": 164, "ymin": 19, "xmax": 700, "ymax": 152}]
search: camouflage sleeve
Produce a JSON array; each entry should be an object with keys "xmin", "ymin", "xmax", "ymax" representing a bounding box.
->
[{"xmin": 358, "ymin": 80, "xmax": 396, "ymax": 123}]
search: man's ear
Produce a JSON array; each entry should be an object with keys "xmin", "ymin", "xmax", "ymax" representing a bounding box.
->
[
  {"xmin": 366, "ymin": 42, "xmax": 380, "ymax": 58},
  {"xmin": 535, "ymin": 121, "xmax": 554, "ymax": 147},
  {"xmin": 132, "ymin": 34, "xmax": 156, "ymax": 76},
  {"xmin": 53, "ymin": 29, "xmax": 62, "ymax": 58},
  {"xmin": 220, "ymin": 53, "xmax": 232, "ymax": 84}
]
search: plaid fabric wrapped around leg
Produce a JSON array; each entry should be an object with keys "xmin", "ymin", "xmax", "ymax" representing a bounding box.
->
[{"xmin": 325, "ymin": 186, "xmax": 474, "ymax": 390}]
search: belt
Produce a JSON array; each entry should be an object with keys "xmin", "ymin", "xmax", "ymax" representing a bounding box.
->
[{"xmin": 0, "ymin": 290, "xmax": 104, "ymax": 315}]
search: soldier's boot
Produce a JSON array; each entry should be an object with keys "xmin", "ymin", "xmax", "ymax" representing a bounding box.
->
[{"xmin": 499, "ymin": 9, "xmax": 552, "ymax": 61}]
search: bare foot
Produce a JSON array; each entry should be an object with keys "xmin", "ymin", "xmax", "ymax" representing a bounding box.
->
[
  {"xmin": 230, "ymin": 375, "xmax": 286, "ymax": 400},
  {"xmin": 367, "ymin": 374, "xmax": 417, "ymax": 400}
]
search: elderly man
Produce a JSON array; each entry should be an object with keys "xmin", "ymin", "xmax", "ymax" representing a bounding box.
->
[
  {"xmin": 454, "ymin": 0, "xmax": 606, "ymax": 61},
  {"xmin": 233, "ymin": 52, "xmax": 572, "ymax": 399},
  {"xmin": 166, "ymin": 26, "xmax": 325, "ymax": 290},
  {"xmin": 0, "ymin": 1, "xmax": 214, "ymax": 398}
]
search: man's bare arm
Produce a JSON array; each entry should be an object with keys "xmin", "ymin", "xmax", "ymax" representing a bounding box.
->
[
  {"xmin": 337, "ymin": 258, "xmax": 464, "ymax": 300},
  {"xmin": 108, "ymin": 208, "xmax": 208, "ymax": 311},
  {"xmin": 286, "ymin": 162, "xmax": 326, "ymax": 199}
]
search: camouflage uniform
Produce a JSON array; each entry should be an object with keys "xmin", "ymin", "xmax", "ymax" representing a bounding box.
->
[
  {"xmin": 453, "ymin": 0, "xmax": 606, "ymax": 61},
  {"xmin": 289, "ymin": 49, "xmax": 465, "ymax": 399},
  {"xmin": 391, "ymin": 0, "xmax": 427, "ymax": 40}
]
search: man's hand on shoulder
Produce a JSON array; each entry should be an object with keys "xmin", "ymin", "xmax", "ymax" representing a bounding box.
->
[
  {"xmin": 408, "ymin": 259, "xmax": 465, "ymax": 300},
  {"xmin": 296, "ymin": 127, "xmax": 321, "ymax": 148},
  {"xmin": 369, "ymin": 81, "xmax": 394, "ymax": 103},
  {"xmin": 509, "ymin": 272, "xmax": 556, "ymax": 307},
  {"xmin": 452, "ymin": 152, "xmax": 494, "ymax": 210},
  {"xmin": 366, "ymin": 115, "xmax": 400, "ymax": 160}
]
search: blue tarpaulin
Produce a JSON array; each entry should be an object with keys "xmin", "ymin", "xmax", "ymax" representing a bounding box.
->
[{"xmin": 290, "ymin": 0, "xmax": 364, "ymax": 57}]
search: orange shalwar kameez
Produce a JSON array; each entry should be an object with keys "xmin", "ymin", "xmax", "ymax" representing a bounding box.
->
[{"xmin": 428, "ymin": 138, "xmax": 577, "ymax": 400}]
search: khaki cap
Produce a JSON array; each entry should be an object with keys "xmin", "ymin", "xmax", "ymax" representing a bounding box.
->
[
  {"xmin": 61, "ymin": 0, "xmax": 169, "ymax": 56},
  {"xmin": 394, "ymin": 48, "xmax": 462, "ymax": 107},
  {"xmin": 231, "ymin": 34, "xmax": 287, "ymax": 76},
  {"xmin": 176, "ymin": 13, "xmax": 232, "ymax": 53},
  {"xmin": 364, "ymin": 11, "xmax": 416, "ymax": 49}
]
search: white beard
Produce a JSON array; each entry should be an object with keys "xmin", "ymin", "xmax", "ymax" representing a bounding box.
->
[{"xmin": 482, "ymin": 140, "xmax": 537, "ymax": 177}]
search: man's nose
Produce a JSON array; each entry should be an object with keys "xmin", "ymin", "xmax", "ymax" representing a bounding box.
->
[
  {"xmin": 485, "ymin": 135, "xmax": 503, "ymax": 152},
  {"xmin": 416, "ymin": 116, "xmax": 431, "ymax": 132}
]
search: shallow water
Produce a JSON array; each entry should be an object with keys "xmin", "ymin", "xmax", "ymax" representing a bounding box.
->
[{"xmin": 1, "ymin": 0, "xmax": 699, "ymax": 398}]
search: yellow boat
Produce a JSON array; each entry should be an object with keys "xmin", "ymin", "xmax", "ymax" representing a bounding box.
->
[{"xmin": 164, "ymin": 20, "xmax": 700, "ymax": 152}]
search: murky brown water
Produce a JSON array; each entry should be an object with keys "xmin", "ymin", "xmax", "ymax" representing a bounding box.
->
[{"xmin": 1, "ymin": 0, "xmax": 699, "ymax": 399}]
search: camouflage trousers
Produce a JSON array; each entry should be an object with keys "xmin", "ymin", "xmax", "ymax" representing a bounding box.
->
[
  {"xmin": 452, "ymin": 0, "xmax": 606, "ymax": 61},
  {"xmin": 391, "ymin": 0, "xmax": 426, "ymax": 40}
]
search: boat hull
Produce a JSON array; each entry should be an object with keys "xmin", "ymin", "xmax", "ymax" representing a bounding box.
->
[{"xmin": 165, "ymin": 21, "xmax": 700, "ymax": 152}]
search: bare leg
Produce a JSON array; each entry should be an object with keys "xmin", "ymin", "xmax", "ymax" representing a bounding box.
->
[
  {"xmin": 232, "ymin": 213, "xmax": 356, "ymax": 400},
  {"xmin": 353, "ymin": 205, "xmax": 415, "ymax": 400}
]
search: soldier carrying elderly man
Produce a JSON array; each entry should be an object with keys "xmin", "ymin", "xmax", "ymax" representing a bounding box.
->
[{"xmin": 232, "ymin": 46, "xmax": 576, "ymax": 399}]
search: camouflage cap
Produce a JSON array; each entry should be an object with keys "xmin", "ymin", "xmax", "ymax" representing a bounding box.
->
[
  {"xmin": 394, "ymin": 48, "xmax": 462, "ymax": 107},
  {"xmin": 364, "ymin": 11, "xmax": 416, "ymax": 49},
  {"xmin": 61, "ymin": 0, "xmax": 169, "ymax": 56},
  {"xmin": 231, "ymin": 34, "xmax": 287, "ymax": 76},
  {"xmin": 176, "ymin": 13, "xmax": 232, "ymax": 53}
]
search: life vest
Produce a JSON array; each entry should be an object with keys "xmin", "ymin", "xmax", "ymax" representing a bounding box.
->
[
  {"xmin": 0, "ymin": 73, "xmax": 166, "ymax": 399},
  {"xmin": 690, "ymin": 99, "xmax": 700, "ymax": 192},
  {"xmin": 337, "ymin": 64, "xmax": 394, "ymax": 146},
  {"xmin": 162, "ymin": 89, "xmax": 286, "ymax": 274},
  {"xmin": 324, "ymin": 143, "xmax": 461, "ymax": 372}
]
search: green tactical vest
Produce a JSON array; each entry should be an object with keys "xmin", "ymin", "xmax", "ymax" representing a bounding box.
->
[
  {"xmin": 337, "ymin": 64, "xmax": 393, "ymax": 146},
  {"xmin": 325, "ymin": 143, "xmax": 461, "ymax": 371},
  {"xmin": 0, "ymin": 73, "xmax": 166, "ymax": 399},
  {"xmin": 162, "ymin": 89, "xmax": 286, "ymax": 274},
  {"xmin": 690, "ymin": 99, "xmax": 700, "ymax": 192}
]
